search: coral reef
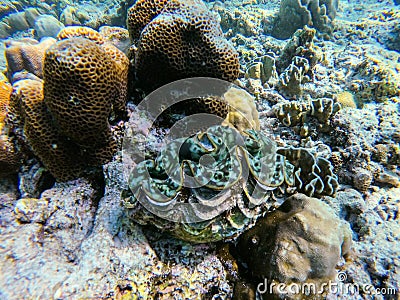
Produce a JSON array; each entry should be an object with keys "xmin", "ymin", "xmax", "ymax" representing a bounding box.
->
[
  {"xmin": 246, "ymin": 27, "xmax": 322, "ymax": 97},
  {"xmin": 8, "ymin": 27, "xmax": 129, "ymax": 180},
  {"xmin": 127, "ymin": 0, "xmax": 240, "ymax": 91},
  {"xmin": 0, "ymin": 7, "xmax": 55, "ymax": 39},
  {"xmin": 213, "ymin": 3, "xmax": 262, "ymax": 37},
  {"xmin": 349, "ymin": 55, "xmax": 399, "ymax": 103},
  {"xmin": 5, "ymin": 37, "xmax": 56, "ymax": 82},
  {"xmin": 272, "ymin": 0, "xmax": 339, "ymax": 39},
  {"xmin": 274, "ymin": 98, "xmax": 341, "ymax": 137},
  {"xmin": 237, "ymin": 193, "xmax": 352, "ymax": 299}
]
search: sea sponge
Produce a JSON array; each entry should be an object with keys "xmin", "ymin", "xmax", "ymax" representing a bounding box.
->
[
  {"xmin": 127, "ymin": 0, "xmax": 240, "ymax": 91},
  {"xmin": 221, "ymin": 87, "xmax": 260, "ymax": 132},
  {"xmin": 5, "ymin": 37, "xmax": 56, "ymax": 81}
]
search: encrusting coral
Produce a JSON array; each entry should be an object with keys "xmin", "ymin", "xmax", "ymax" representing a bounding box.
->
[
  {"xmin": 127, "ymin": 0, "xmax": 240, "ymax": 92},
  {"xmin": 7, "ymin": 26, "xmax": 129, "ymax": 180},
  {"xmin": 222, "ymin": 87, "xmax": 260, "ymax": 133}
]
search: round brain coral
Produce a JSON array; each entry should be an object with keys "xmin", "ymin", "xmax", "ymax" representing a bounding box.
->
[
  {"xmin": 44, "ymin": 37, "xmax": 122, "ymax": 148},
  {"xmin": 127, "ymin": 0, "xmax": 240, "ymax": 91}
]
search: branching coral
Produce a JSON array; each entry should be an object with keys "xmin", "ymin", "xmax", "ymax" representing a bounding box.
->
[
  {"xmin": 127, "ymin": 0, "xmax": 240, "ymax": 91},
  {"xmin": 246, "ymin": 27, "xmax": 321, "ymax": 97},
  {"xmin": 5, "ymin": 37, "xmax": 56, "ymax": 82},
  {"xmin": 272, "ymin": 0, "xmax": 339, "ymax": 39}
]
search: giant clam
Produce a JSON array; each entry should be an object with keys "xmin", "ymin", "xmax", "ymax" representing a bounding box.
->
[{"xmin": 123, "ymin": 124, "xmax": 338, "ymax": 243}]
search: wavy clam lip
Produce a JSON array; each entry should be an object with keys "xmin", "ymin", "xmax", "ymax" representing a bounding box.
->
[{"xmin": 124, "ymin": 124, "xmax": 297, "ymax": 242}]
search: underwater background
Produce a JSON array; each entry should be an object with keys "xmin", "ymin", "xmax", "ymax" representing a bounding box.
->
[{"xmin": 0, "ymin": 0, "xmax": 399, "ymax": 299}]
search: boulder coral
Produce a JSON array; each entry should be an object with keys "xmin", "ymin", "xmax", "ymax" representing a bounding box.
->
[
  {"xmin": 237, "ymin": 194, "xmax": 352, "ymax": 299},
  {"xmin": 8, "ymin": 26, "xmax": 129, "ymax": 180},
  {"xmin": 127, "ymin": 0, "xmax": 240, "ymax": 91}
]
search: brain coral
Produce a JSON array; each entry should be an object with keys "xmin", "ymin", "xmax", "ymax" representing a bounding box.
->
[
  {"xmin": 8, "ymin": 27, "xmax": 129, "ymax": 180},
  {"xmin": 44, "ymin": 37, "xmax": 123, "ymax": 147},
  {"xmin": 10, "ymin": 79, "xmax": 83, "ymax": 180},
  {"xmin": 127, "ymin": 0, "xmax": 240, "ymax": 91}
]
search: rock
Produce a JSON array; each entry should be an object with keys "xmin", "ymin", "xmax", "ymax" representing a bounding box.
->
[
  {"xmin": 237, "ymin": 193, "xmax": 352, "ymax": 299},
  {"xmin": 34, "ymin": 15, "xmax": 64, "ymax": 39}
]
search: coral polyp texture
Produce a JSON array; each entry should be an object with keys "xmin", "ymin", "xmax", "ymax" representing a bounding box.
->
[
  {"xmin": 8, "ymin": 27, "xmax": 129, "ymax": 180},
  {"xmin": 0, "ymin": 80, "xmax": 19, "ymax": 175},
  {"xmin": 127, "ymin": 0, "xmax": 240, "ymax": 91},
  {"xmin": 124, "ymin": 125, "xmax": 338, "ymax": 243},
  {"xmin": 5, "ymin": 37, "xmax": 56, "ymax": 81}
]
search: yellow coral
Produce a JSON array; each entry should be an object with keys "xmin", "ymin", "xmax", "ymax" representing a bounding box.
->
[
  {"xmin": 222, "ymin": 87, "xmax": 260, "ymax": 132},
  {"xmin": 335, "ymin": 91, "xmax": 357, "ymax": 108}
]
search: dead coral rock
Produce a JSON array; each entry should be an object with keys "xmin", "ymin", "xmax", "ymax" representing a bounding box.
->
[
  {"xmin": 272, "ymin": 0, "xmax": 339, "ymax": 39},
  {"xmin": 237, "ymin": 194, "xmax": 352, "ymax": 298},
  {"xmin": 5, "ymin": 37, "xmax": 56, "ymax": 82},
  {"xmin": 127, "ymin": 0, "xmax": 239, "ymax": 91}
]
